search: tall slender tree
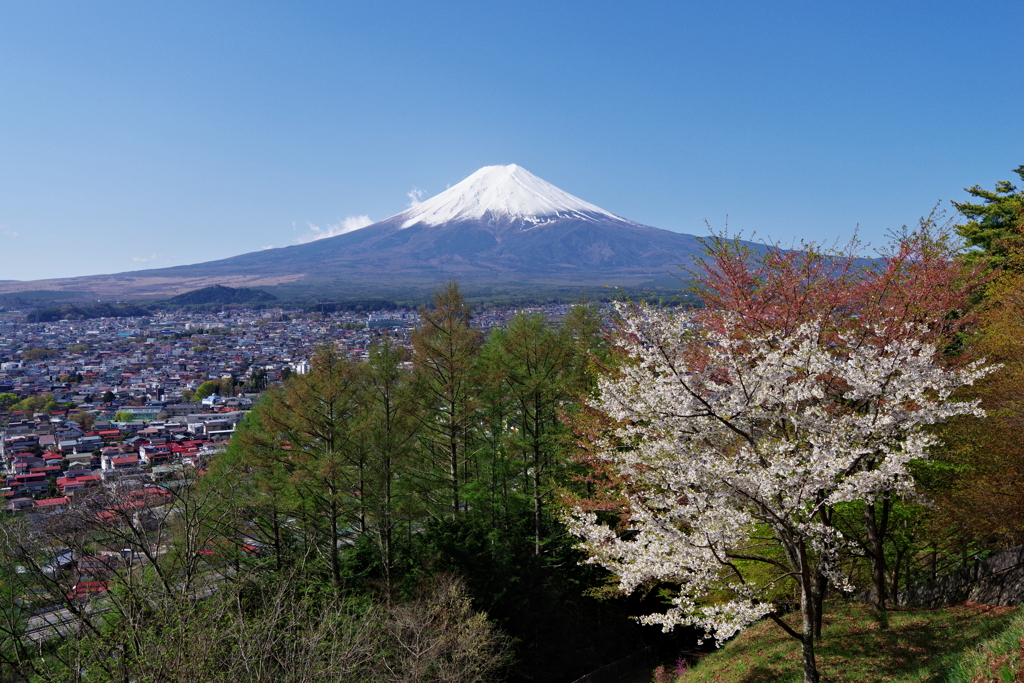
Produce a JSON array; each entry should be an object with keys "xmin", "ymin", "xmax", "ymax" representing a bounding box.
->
[
  {"xmin": 362, "ymin": 337, "xmax": 421, "ymax": 586},
  {"xmin": 411, "ymin": 281, "xmax": 483, "ymax": 519},
  {"xmin": 487, "ymin": 313, "xmax": 575, "ymax": 554},
  {"xmin": 243, "ymin": 344, "xmax": 365, "ymax": 587}
]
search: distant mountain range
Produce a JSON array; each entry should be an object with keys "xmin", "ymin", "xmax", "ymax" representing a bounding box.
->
[{"xmin": 0, "ymin": 165, "xmax": 718, "ymax": 303}]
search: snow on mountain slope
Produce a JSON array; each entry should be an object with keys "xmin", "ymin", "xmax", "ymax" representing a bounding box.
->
[{"xmin": 394, "ymin": 164, "xmax": 621, "ymax": 229}]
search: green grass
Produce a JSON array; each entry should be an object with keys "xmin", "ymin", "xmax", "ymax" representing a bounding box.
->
[
  {"xmin": 943, "ymin": 606, "xmax": 1024, "ymax": 683},
  {"xmin": 676, "ymin": 601, "xmax": 1017, "ymax": 683}
]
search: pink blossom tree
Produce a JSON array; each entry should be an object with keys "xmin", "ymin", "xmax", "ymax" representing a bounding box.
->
[{"xmin": 567, "ymin": 230, "xmax": 990, "ymax": 683}]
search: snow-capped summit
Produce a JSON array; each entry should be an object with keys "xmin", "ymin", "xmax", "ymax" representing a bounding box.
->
[
  {"xmin": 395, "ymin": 164, "xmax": 619, "ymax": 229},
  {"xmin": 0, "ymin": 163, "xmax": 722, "ymax": 300}
]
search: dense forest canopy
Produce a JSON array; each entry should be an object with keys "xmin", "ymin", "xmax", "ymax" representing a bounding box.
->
[{"xmin": 25, "ymin": 303, "xmax": 151, "ymax": 322}]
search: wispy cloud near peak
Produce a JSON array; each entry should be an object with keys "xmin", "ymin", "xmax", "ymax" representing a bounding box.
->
[{"xmin": 294, "ymin": 215, "xmax": 373, "ymax": 244}]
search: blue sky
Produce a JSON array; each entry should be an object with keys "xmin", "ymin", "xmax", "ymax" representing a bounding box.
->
[{"xmin": 2, "ymin": 1, "xmax": 1022, "ymax": 280}]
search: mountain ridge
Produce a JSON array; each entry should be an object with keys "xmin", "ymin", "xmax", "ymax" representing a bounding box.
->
[{"xmin": 0, "ymin": 165, "xmax": 717, "ymax": 302}]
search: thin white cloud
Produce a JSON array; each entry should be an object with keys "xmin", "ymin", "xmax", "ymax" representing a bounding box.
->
[
  {"xmin": 407, "ymin": 188, "xmax": 426, "ymax": 207},
  {"xmin": 1, "ymin": 228, "xmax": 18, "ymax": 239},
  {"xmin": 132, "ymin": 253, "xmax": 159, "ymax": 264},
  {"xmin": 293, "ymin": 215, "xmax": 373, "ymax": 244}
]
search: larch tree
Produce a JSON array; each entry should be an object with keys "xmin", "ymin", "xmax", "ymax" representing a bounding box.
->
[
  {"xmin": 487, "ymin": 312, "xmax": 576, "ymax": 554},
  {"xmin": 566, "ymin": 229, "xmax": 990, "ymax": 683},
  {"xmin": 243, "ymin": 344, "xmax": 366, "ymax": 587},
  {"xmin": 362, "ymin": 336, "xmax": 421, "ymax": 587},
  {"xmin": 411, "ymin": 281, "xmax": 483, "ymax": 519}
]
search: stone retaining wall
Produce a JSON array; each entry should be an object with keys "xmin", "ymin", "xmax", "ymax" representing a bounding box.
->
[{"xmin": 896, "ymin": 545, "xmax": 1024, "ymax": 608}]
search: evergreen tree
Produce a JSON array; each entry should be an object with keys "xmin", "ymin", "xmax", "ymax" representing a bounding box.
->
[
  {"xmin": 411, "ymin": 282, "xmax": 483, "ymax": 519},
  {"xmin": 362, "ymin": 337, "xmax": 421, "ymax": 586},
  {"xmin": 954, "ymin": 164, "xmax": 1024, "ymax": 268},
  {"xmin": 485, "ymin": 312, "xmax": 576, "ymax": 554},
  {"xmin": 243, "ymin": 344, "xmax": 365, "ymax": 587}
]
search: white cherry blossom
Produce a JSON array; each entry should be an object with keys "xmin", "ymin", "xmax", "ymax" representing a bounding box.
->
[{"xmin": 567, "ymin": 301, "xmax": 993, "ymax": 682}]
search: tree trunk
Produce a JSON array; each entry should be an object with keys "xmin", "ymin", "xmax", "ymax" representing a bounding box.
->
[
  {"xmin": 813, "ymin": 569, "xmax": 827, "ymax": 640},
  {"xmin": 533, "ymin": 449, "xmax": 542, "ymax": 556},
  {"xmin": 891, "ymin": 544, "xmax": 907, "ymax": 608},
  {"xmin": 800, "ymin": 626, "xmax": 820, "ymax": 683},
  {"xmin": 381, "ymin": 451, "xmax": 394, "ymax": 591},
  {"xmin": 329, "ymin": 497, "xmax": 341, "ymax": 588},
  {"xmin": 533, "ymin": 407, "xmax": 543, "ymax": 555},
  {"xmin": 272, "ymin": 512, "xmax": 282, "ymax": 572},
  {"xmin": 864, "ymin": 499, "xmax": 890, "ymax": 613},
  {"xmin": 450, "ymin": 434, "xmax": 460, "ymax": 518},
  {"xmin": 799, "ymin": 545, "xmax": 821, "ymax": 683},
  {"xmin": 813, "ymin": 503, "xmax": 832, "ymax": 639}
]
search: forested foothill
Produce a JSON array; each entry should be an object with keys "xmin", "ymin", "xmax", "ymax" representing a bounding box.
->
[
  {"xmin": 4, "ymin": 167, "xmax": 1024, "ymax": 683},
  {"xmin": 25, "ymin": 304, "xmax": 153, "ymax": 323}
]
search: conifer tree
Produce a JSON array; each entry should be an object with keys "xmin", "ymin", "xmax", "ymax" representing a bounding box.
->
[
  {"xmin": 244, "ymin": 344, "xmax": 365, "ymax": 587},
  {"xmin": 362, "ymin": 336, "xmax": 420, "ymax": 585},
  {"xmin": 411, "ymin": 281, "xmax": 483, "ymax": 519}
]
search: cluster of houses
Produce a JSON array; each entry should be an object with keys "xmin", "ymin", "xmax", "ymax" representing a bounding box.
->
[
  {"xmin": 0, "ymin": 302, "xmax": 603, "ymax": 619},
  {"xmin": 0, "ymin": 302, "xmax": 592, "ymax": 519},
  {"xmin": 0, "ymin": 309, "xmax": 356, "ymax": 408},
  {"xmin": 2, "ymin": 410, "xmax": 244, "ymax": 514}
]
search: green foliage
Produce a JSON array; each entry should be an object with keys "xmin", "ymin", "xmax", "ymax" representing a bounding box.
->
[
  {"xmin": 411, "ymin": 281, "xmax": 484, "ymax": 518},
  {"xmin": 193, "ymin": 380, "xmax": 221, "ymax": 401},
  {"xmin": 480, "ymin": 311, "xmax": 584, "ymax": 552},
  {"xmin": 679, "ymin": 601, "xmax": 1015, "ymax": 683},
  {"xmin": 168, "ymin": 284, "xmax": 277, "ymax": 305},
  {"xmin": 239, "ymin": 345, "xmax": 368, "ymax": 587},
  {"xmin": 954, "ymin": 165, "xmax": 1024, "ymax": 269},
  {"xmin": 0, "ymin": 392, "xmax": 17, "ymax": 409},
  {"xmin": 21, "ymin": 347, "xmax": 59, "ymax": 362},
  {"xmin": 113, "ymin": 411, "xmax": 134, "ymax": 422},
  {"xmin": 10, "ymin": 393, "xmax": 57, "ymax": 413},
  {"xmin": 247, "ymin": 367, "xmax": 268, "ymax": 393},
  {"xmin": 24, "ymin": 302, "xmax": 150, "ymax": 323}
]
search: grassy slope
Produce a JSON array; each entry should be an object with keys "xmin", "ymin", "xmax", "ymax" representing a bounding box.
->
[
  {"xmin": 677, "ymin": 601, "xmax": 1017, "ymax": 683},
  {"xmin": 944, "ymin": 607, "xmax": 1024, "ymax": 683}
]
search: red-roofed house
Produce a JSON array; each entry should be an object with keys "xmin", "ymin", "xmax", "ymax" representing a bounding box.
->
[
  {"xmin": 68, "ymin": 581, "xmax": 107, "ymax": 601},
  {"xmin": 102, "ymin": 454, "xmax": 139, "ymax": 472},
  {"xmin": 33, "ymin": 496, "xmax": 71, "ymax": 511}
]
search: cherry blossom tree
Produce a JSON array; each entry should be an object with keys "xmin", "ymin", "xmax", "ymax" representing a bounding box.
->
[
  {"xmin": 691, "ymin": 222, "xmax": 986, "ymax": 614},
  {"xmin": 566, "ymin": 233, "xmax": 991, "ymax": 683}
]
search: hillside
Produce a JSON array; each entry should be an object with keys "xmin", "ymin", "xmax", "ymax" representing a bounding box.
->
[
  {"xmin": 167, "ymin": 284, "xmax": 277, "ymax": 305},
  {"xmin": 671, "ymin": 601, "xmax": 1016, "ymax": 683}
]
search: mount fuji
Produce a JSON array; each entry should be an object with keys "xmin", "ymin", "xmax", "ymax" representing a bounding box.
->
[{"xmin": 0, "ymin": 165, "xmax": 715, "ymax": 302}]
